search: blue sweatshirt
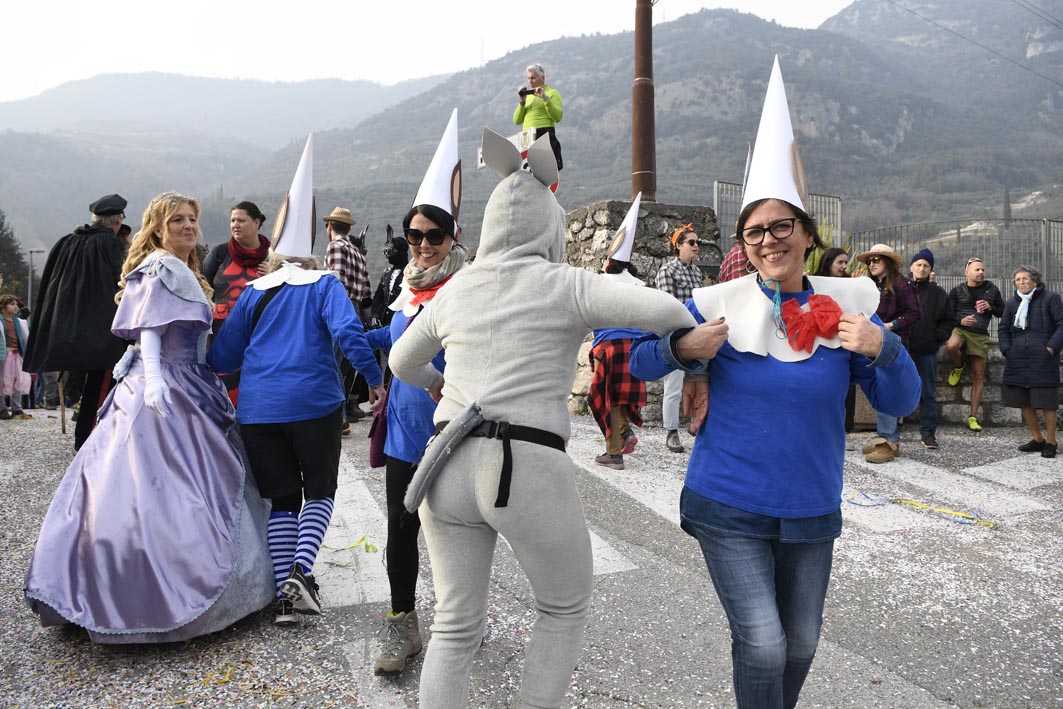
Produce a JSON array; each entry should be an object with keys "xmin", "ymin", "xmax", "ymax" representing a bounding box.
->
[
  {"xmin": 207, "ymin": 275, "xmax": 382, "ymax": 424},
  {"xmin": 591, "ymin": 327, "xmax": 645, "ymax": 348},
  {"xmin": 630, "ymin": 290, "xmax": 919, "ymax": 519},
  {"xmin": 365, "ymin": 308, "xmax": 445, "ymax": 463}
]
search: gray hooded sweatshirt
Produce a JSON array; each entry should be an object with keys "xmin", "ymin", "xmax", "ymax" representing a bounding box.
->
[{"xmin": 390, "ymin": 170, "xmax": 697, "ymax": 440}]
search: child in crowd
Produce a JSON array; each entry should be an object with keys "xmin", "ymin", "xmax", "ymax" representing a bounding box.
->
[{"xmin": 1, "ymin": 295, "xmax": 31, "ymax": 420}]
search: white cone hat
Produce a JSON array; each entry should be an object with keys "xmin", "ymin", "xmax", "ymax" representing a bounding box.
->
[
  {"xmin": 272, "ymin": 134, "xmax": 316, "ymax": 258},
  {"xmin": 413, "ymin": 108, "xmax": 461, "ymax": 222},
  {"xmin": 740, "ymin": 56, "xmax": 809, "ymax": 213},
  {"xmin": 607, "ymin": 192, "xmax": 641, "ymax": 262}
]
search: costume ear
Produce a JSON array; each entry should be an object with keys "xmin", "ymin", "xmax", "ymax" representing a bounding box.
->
[
  {"xmin": 480, "ymin": 127, "xmax": 522, "ymax": 177},
  {"xmin": 272, "ymin": 194, "xmax": 290, "ymax": 244},
  {"xmin": 359, "ymin": 224, "xmax": 370, "ymax": 241},
  {"xmin": 451, "ymin": 161, "xmax": 462, "ymax": 222},
  {"xmin": 526, "ymin": 134, "xmax": 559, "ymax": 188},
  {"xmin": 386, "ymin": 224, "xmax": 394, "ymax": 241},
  {"xmin": 791, "ymin": 139, "xmax": 810, "ymax": 214}
]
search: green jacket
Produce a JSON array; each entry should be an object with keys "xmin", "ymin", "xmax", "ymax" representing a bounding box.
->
[{"xmin": 513, "ymin": 85, "xmax": 563, "ymax": 129}]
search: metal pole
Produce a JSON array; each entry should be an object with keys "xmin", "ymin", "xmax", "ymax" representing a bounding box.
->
[
  {"xmin": 632, "ymin": 0, "xmax": 656, "ymax": 202},
  {"xmin": 27, "ymin": 252, "xmax": 32, "ymax": 307}
]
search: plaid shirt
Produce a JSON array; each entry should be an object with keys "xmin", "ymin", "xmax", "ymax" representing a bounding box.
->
[
  {"xmin": 718, "ymin": 242, "xmax": 750, "ymax": 283},
  {"xmin": 874, "ymin": 275, "xmax": 922, "ymax": 346},
  {"xmin": 588, "ymin": 338, "xmax": 645, "ymax": 441},
  {"xmin": 655, "ymin": 257, "xmax": 703, "ymax": 304},
  {"xmin": 326, "ymin": 237, "xmax": 371, "ymax": 302}
]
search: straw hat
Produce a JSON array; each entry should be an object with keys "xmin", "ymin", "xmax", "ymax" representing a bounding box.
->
[
  {"xmin": 323, "ymin": 207, "xmax": 356, "ymax": 226},
  {"xmin": 856, "ymin": 243, "xmax": 904, "ymax": 270}
]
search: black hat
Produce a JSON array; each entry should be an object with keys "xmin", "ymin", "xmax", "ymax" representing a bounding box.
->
[{"xmin": 89, "ymin": 194, "xmax": 127, "ymax": 216}]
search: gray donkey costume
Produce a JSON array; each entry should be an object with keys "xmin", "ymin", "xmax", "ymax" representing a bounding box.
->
[{"xmin": 389, "ymin": 131, "xmax": 698, "ymax": 708}]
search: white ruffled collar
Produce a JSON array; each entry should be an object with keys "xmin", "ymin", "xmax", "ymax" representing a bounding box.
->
[
  {"xmin": 691, "ymin": 274, "xmax": 880, "ymax": 362},
  {"xmin": 249, "ymin": 261, "xmax": 337, "ymax": 290}
]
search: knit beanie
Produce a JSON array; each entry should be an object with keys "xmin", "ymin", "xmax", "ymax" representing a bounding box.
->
[{"xmin": 910, "ymin": 248, "xmax": 934, "ymax": 269}]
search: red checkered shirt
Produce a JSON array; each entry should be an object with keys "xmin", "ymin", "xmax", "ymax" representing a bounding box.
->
[
  {"xmin": 718, "ymin": 241, "xmax": 751, "ymax": 283},
  {"xmin": 326, "ymin": 237, "xmax": 371, "ymax": 302}
]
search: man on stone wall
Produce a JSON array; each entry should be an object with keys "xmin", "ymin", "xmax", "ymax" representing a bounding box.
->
[
  {"xmin": 945, "ymin": 256, "xmax": 1005, "ymax": 431},
  {"xmin": 514, "ymin": 63, "xmax": 563, "ymax": 170}
]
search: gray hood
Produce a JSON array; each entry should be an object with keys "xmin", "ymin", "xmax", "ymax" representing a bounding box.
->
[{"xmin": 475, "ymin": 171, "xmax": 565, "ymax": 265}]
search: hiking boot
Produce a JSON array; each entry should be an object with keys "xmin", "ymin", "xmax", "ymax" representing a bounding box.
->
[
  {"xmin": 865, "ymin": 440, "xmax": 900, "ymax": 464},
  {"xmin": 280, "ymin": 565, "xmax": 322, "ymax": 615},
  {"xmin": 862, "ymin": 436, "xmax": 886, "ymax": 454},
  {"xmin": 0, "ymin": 409, "xmax": 11, "ymax": 420},
  {"xmin": 665, "ymin": 429, "xmax": 684, "ymax": 453},
  {"xmin": 594, "ymin": 452, "xmax": 624, "ymax": 470},
  {"xmin": 947, "ymin": 365, "xmax": 965, "ymax": 386},
  {"xmin": 921, "ymin": 434, "xmax": 939, "ymax": 450},
  {"xmin": 373, "ymin": 610, "xmax": 423, "ymax": 676},
  {"xmin": 274, "ymin": 599, "xmax": 298, "ymax": 626},
  {"xmin": 1042, "ymin": 443, "xmax": 1057, "ymax": 459},
  {"xmin": 11, "ymin": 410, "xmax": 30, "ymax": 420},
  {"xmin": 341, "ymin": 418, "xmax": 351, "ymax": 436},
  {"xmin": 966, "ymin": 416, "xmax": 982, "ymax": 432},
  {"xmin": 1018, "ymin": 438, "xmax": 1046, "ymax": 452},
  {"xmin": 621, "ymin": 429, "xmax": 638, "ymax": 455}
]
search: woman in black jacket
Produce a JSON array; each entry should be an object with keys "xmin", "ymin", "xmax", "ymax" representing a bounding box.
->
[{"xmin": 999, "ymin": 265, "xmax": 1063, "ymax": 458}]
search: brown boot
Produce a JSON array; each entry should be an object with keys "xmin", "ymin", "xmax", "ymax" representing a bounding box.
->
[
  {"xmin": 865, "ymin": 440, "xmax": 900, "ymax": 464},
  {"xmin": 373, "ymin": 610, "xmax": 423, "ymax": 676},
  {"xmin": 861, "ymin": 436, "xmax": 886, "ymax": 454}
]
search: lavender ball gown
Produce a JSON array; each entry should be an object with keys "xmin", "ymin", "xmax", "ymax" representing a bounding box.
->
[{"xmin": 24, "ymin": 253, "xmax": 274, "ymax": 643}]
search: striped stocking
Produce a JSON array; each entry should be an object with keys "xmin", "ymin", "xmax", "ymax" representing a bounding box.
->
[
  {"xmin": 267, "ymin": 511, "xmax": 299, "ymax": 596},
  {"xmin": 293, "ymin": 497, "xmax": 335, "ymax": 576}
]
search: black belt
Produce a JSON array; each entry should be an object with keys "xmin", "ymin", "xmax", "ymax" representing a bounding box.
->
[{"xmin": 434, "ymin": 419, "xmax": 566, "ymax": 507}]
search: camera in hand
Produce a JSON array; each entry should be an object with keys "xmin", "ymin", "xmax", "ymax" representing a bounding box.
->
[{"xmin": 518, "ymin": 87, "xmax": 535, "ymax": 97}]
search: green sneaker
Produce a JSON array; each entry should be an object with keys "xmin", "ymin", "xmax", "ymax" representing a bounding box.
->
[
  {"xmin": 947, "ymin": 366, "xmax": 965, "ymax": 386},
  {"xmin": 966, "ymin": 416, "xmax": 982, "ymax": 432}
]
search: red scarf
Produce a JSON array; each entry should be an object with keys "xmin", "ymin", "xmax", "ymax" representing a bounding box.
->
[
  {"xmin": 228, "ymin": 234, "xmax": 270, "ymax": 268},
  {"xmin": 409, "ymin": 275, "xmax": 454, "ymax": 307},
  {"xmin": 780, "ymin": 294, "xmax": 842, "ymax": 353}
]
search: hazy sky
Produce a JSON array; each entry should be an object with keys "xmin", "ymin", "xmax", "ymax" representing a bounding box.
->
[{"xmin": 4, "ymin": 1, "xmax": 853, "ymax": 103}]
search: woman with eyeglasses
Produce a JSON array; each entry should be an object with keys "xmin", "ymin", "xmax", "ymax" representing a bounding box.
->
[
  {"xmin": 999, "ymin": 265, "xmax": 1063, "ymax": 458},
  {"xmin": 25, "ymin": 192, "xmax": 275, "ymax": 642},
  {"xmin": 363, "ymin": 111, "xmax": 468, "ymax": 677},
  {"xmin": 854, "ymin": 244, "xmax": 921, "ymax": 463},
  {"xmin": 630, "ymin": 58, "xmax": 919, "ymax": 708}
]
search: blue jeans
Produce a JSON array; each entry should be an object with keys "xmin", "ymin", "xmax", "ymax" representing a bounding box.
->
[
  {"xmin": 913, "ymin": 353, "xmax": 939, "ymax": 437},
  {"xmin": 875, "ymin": 411, "xmax": 899, "ymax": 443},
  {"xmin": 693, "ymin": 528, "xmax": 834, "ymax": 709}
]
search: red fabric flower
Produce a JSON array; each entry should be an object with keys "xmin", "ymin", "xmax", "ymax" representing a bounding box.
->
[{"xmin": 780, "ymin": 294, "xmax": 842, "ymax": 353}]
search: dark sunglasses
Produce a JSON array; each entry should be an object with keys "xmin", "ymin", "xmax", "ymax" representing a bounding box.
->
[
  {"xmin": 404, "ymin": 227, "xmax": 450, "ymax": 246},
  {"xmin": 682, "ymin": 238, "xmax": 699, "ymax": 247},
  {"xmin": 866, "ymin": 256, "xmax": 884, "ymax": 264}
]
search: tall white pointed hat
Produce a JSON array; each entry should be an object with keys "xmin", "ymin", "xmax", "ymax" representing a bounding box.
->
[
  {"xmin": 413, "ymin": 108, "xmax": 461, "ymax": 222},
  {"xmin": 607, "ymin": 192, "xmax": 641, "ymax": 262},
  {"xmin": 740, "ymin": 56, "xmax": 809, "ymax": 213},
  {"xmin": 272, "ymin": 133, "xmax": 317, "ymax": 257}
]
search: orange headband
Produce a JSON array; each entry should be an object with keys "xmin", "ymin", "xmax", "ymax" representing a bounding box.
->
[{"xmin": 670, "ymin": 223, "xmax": 694, "ymax": 248}]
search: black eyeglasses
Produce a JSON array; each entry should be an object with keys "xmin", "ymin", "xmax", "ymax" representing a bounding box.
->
[
  {"xmin": 736, "ymin": 217, "xmax": 797, "ymax": 246},
  {"xmin": 404, "ymin": 228, "xmax": 450, "ymax": 246}
]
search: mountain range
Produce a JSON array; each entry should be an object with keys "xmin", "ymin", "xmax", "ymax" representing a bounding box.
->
[{"xmin": 3, "ymin": 0, "xmax": 1063, "ymax": 278}]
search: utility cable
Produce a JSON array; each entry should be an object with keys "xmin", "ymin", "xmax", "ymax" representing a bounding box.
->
[
  {"xmin": 883, "ymin": 0, "xmax": 1063, "ymax": 90},
  {"xmin": 1009, "ymin": 0, "xmax": 1063, "ymax": 31}
]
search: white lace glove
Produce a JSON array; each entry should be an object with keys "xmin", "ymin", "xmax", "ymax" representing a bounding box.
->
[{"xmin": 140, "ymin": 327, "xmax": 172, "ymax": 417}]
